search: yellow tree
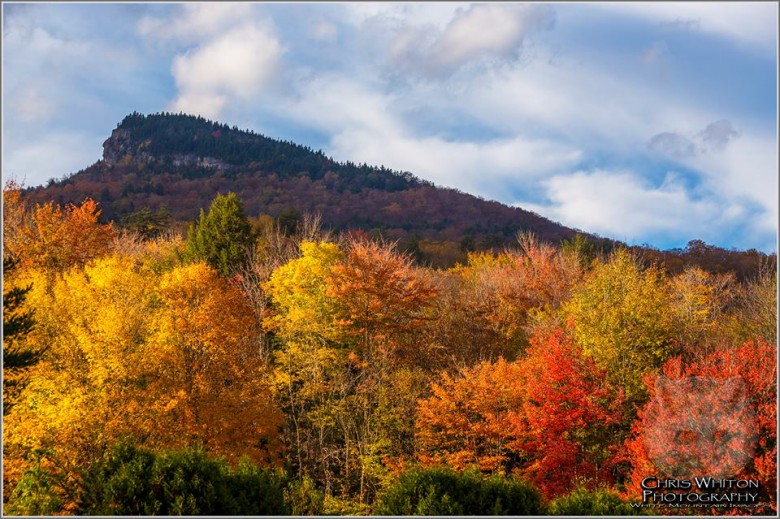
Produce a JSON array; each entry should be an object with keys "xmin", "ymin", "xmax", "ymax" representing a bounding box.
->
[
  {"xmin": 4, "ymin": 255, "xmax": 283, "ymax": 510},
  {"xmin": 563, "ymin": 248, "xmax": 676, "ymax": 407},
  {"xmin": 148, "ymin": 262, "xmax": 282, "ymax": 465},
  {"xmin": 263, "ymin": 240, "xmax": 347, "ymax": 486},
  {"xmin": 669, "ymin": 266, "xmax": 735, "ymax": 360},
  {"xmin": 3, "ymin": 255, "xmax": 155, "ymax": 509},
  {"xmin": 264, "ymin": 241, "xmax": 344, "ymax": 343}
]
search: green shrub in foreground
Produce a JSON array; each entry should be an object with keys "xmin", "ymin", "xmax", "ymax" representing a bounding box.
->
[
  {"xmin": 374, "ymin": 467, "xmax": 542, "ymax": 515},
  {"xmin": 546, "ymin": 487, "xmax": 645, "ymax": 515},
  {"xmin": 6, "ymin": 453, "xmax": 63, "ymax": 516},
  {"xmin": 76, "ymin": 443, "xmax": 289, "ymax": 515}
]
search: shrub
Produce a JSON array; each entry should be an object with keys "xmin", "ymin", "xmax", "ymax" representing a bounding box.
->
[
  {"xmin": 76, "ymin": 443, "xmax": 288, "ymax": 515},
  {"xmin": 546, "ymin": 487, "xmax": 644, "ymax": 515},
  {"xmin": 5, "ymin": 456, "xmax": 63, "ymax": 516},
  {"xmin": 284, "ymin": 476, "xmax": 325, "ymax": 515},
  {"xmin": 374, "ymin": 467, "xmax": 542, "ymax": 515}
]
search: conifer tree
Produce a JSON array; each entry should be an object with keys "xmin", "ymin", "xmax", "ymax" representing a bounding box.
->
[
  {"xmin": 185, "ymin": 192, "xmax": 254, "ymax": 276},
  {"xmin": 3, "ymin": 254, "xmax": 40, "ymax": 414}
]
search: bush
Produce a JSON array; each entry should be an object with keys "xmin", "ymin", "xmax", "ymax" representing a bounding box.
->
[
  {"xmin": 6, "ymin": 457, "xmax": 63, "ymax": 516},
  {"xmin": 284, "ymin": 476, "xmax": 325, "ymax": 515},
  {"xmin": 76, "ymin": 443, "xmax": 289, "ymax": 515},
  {"xmin": 374, "ymin": 467, "xmax": 542, "ymax": 515},
  {"xmin": 546, "ymin": 487, "xmax": 644, "ymax": 515}
]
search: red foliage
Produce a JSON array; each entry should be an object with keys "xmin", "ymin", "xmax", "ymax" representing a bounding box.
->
[
  {"xmin": 515, "ymin": 328, "xmax": 625, "ymax": 498},
  {"xmin": 625, "ymin": 339, "xmax": 776, "ymax": 512}
]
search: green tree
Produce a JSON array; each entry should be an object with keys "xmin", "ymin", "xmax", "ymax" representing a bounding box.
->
[
  {"xmin": 2, "ymin": 254, "xmax": 41, "ymax": 414},
  {"xmin": 185, "ymin": 192, "xmax": 254, "ymax": 276},
  {"xmin": 120, "ymin": 206, "xmax": 171, "ymax": 239},
  {"xmin": 5, "ymin": 450, "xmax": 63, "ymax": 516}
]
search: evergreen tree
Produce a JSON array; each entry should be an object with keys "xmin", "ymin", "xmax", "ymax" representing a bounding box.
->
[
  {"xmin": 185, "ymin": 193, "xmax": 254, "ymax": 276},
  {"xmin": 3, "ymin": 254, "xmax": 40, "ymax": 414}
]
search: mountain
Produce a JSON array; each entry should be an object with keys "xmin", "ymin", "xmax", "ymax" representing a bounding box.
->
[
  {"xmin": 23, "ymin": 112, "xmax": 773, "ymax": 275},
  {"xmin": 23, "ymin": 113, "xmax": 596, "ymax": 260}
]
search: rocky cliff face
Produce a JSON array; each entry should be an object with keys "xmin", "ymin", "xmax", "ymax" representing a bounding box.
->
[
  {"xmin": 102, "ymin": 126, "xmax": 230, "ymax": 171},
  {"xmin": 102, "ymin": 128, "xmax": 134, "ymax": 166}
]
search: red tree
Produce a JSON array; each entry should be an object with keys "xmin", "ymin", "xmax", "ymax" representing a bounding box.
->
[
  {"xmin": 515, "ymin": 328, "xmax": 625, "ymax": 499},
  {"xmin": 625, "ymin": 339, "xmax": 776, "ymax": 512}
]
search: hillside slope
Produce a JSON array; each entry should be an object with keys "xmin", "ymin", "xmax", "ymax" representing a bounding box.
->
[{"xmin": 25, "ymin": 112, "xmax": 586, "ymax": 250}]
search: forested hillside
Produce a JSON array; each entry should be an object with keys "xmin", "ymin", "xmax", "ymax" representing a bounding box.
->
[
  {"xmin": 23, "ymin": 112, "xmax": 586, "ymax": 266},
  {"xmin": 3, "ymin": 185, "xmax": 777, "ymax": 515},
  {"xmin": 23, "ymin": 112, "xmax": 773, "ymax": 277}
]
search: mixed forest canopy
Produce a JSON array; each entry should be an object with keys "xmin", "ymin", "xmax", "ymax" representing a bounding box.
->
[{"xmin": 2, "ymin": 182, "xmax": 777, "ymax": 515}]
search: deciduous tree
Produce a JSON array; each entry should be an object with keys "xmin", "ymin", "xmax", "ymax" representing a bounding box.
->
[
  {"xmin": 517, "ymin": 328, "xmax": 625, "ymax": 499},
  {"xmin": 148, "ymin": 262, "xmax": 282, "ymax": 464},
  {"xmin": 624, "ymin": 339, "xmax": 776, "ymax": 512},
  {"xmin": 416, "ymin": 358, "xmax": 526, "ymax": 473},
  {"xmin": 563, "ymin": 248, "xmax": 676, "ymax": 406},
  {"xmin": 5, "ymin": 197, "xmax": 116, "ymax": 271}
]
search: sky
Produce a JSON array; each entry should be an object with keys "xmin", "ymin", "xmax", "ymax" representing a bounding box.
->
[{"xmin": 2, "ymin": 2, "xmax": 778, "ymax": 252}]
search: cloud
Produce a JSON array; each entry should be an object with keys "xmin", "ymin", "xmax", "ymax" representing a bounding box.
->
[
  {"xmin": 690, "ymin": 133, "xmax": 778, "ymax": 230},
  {"xmin": 518, "ymin": 169, "xmax": 738, "ymax": 246},
  {"xmin": 426, "ymin": 3, "xmax": 555, "ymax": 72},
  {"xmin": 354, "ymin": 3, "xmax": 555, "ymax": 78},
  {"xmin": 648, "ymin": 132, "xmax": 697, "ymax": 158},
  {"xmin": 137, "ymin": 3, "xmax": 254, "ymax": 44},
  {"xmin": 695, "ymin": 120, "xmax": 739, "ymax": 152},
  {"xmin": 3, "ymin": 3, "xmax": 775, "ymax": 252},
  {"xmin": 598, "ymin": 2, "xmax": 777, "ymax": 53},
  {"xmin": 640, "ymin": 125, "xmax": 776, "ymax": 249},
  {"xmin": 3, "ymin": 132, "xmax": 103, "ymax": 187},
  {"xmin": 648, "ymin": 120, "xmax": 739, "ymax": 158},
  {"xmin": 169, "ymin": 23, "xmax": 283, "ymax": 119},
  {"xmin": 278, "ymin": 75, "xmax": 581, "ymax": 200},
  {"xmin": 645, "ymin": 122, "xmax": 775, "ymax": 245}
]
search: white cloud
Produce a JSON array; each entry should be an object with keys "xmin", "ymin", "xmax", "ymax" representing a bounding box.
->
[
  {"xmin": 330, "ymin": 128, "xmax": 582, "ymax": 199},
  {"xmin": 279, "ymin": 75, "xmax": 581, "ymax": 200},
  {"xmin": 169, "ymin": 23, "xmax": 283, "ymax": 119},
  {"xmin": 350, "ymin": 2, "xmax": 554, "ymax": 77},
  {"xmin": 519, "ymin": 169, "xmax": 726, "ymax": 243},
  {"xmin": 690, "ymin": 134, "xmax": 778, "ymax": 229},
  {"xmin": 599, "ymin": 2, "xmax": 777, "ymax": 53},
  {"xmin": 137, "ymin": 3, "xmax": 254, "ymax": 44},
  {"xmin": 647, "ymin": 119, "xmax": 776, "ymax": 234},
  {"xmin": 427, "ymin": 3, "xmax": 554, "ymax": 72},
  {"xmin": 3, "ymin": 2, "xmax": 774, "ymax": 252}
]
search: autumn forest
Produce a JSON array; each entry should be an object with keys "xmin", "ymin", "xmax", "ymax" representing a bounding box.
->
[{"xmin": 2, "ymin": 179, "xmax": 777, "ymax": 515}]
